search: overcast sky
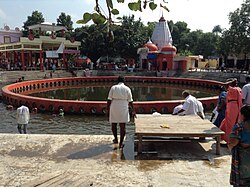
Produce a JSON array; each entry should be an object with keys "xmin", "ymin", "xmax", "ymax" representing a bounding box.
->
[{"xmin": 0, "ymin": 0, "xmax": 244, "ymax": 32}]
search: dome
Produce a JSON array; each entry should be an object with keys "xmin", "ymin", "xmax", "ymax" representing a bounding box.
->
[
  {"xmin": 144, "ymin": 39, "xmax": 158, "ymax": 52},
  {"xmin": 161, "ymin": 43, "xmax": 177, "ymax": 52}
]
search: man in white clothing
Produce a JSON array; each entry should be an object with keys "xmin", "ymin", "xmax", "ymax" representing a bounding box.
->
[
  {"xmin": 196, "ymin": 100, "xmax": 205, "ymax": 119},
  {"xmin": 16, "ymin": 105, "xmax": 30, "ymax": 134},
  {"xmin": 173, "ymin": 91, "xmax": 199, "ymax": 116},
  {"xmin": 172, "ymin": 102, "xmax": 184, "ymax": 115},
  {"xmin": 107, "ymin": 76, "xmax": 136, "ymax": 150},
  {"xmin": 242, "ymin": 76, "xmax": 250, "ymax": 105}
]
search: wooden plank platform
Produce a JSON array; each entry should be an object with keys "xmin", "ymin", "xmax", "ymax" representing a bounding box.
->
[{"xmin": 135, "ymin": 114, "xmax": 225, "ymax": 155}]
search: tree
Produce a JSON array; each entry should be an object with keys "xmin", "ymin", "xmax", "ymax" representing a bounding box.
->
[
  {"xmin": 77, "ymin": 0, "xmax": 168, "ymax": 25},
  {"xmin": 75, "ymin": 24, "xmax": 107, "ymax": 62},
  {"xmin": 217, "ymin": 30, "xmax": 234, "ymax": 66},
  {"xmin": 212, "ymin": 25, "xmax": 222, "ymax": 35},
  {"xmin": 169, "ymin": 21, "xmax": 190, "ymax": 52},
  {"xmin": 57, "ymin": 12, "xmax": 74, "ymax": 38},
  {"xmin": 75, "ymin": 15, "xmax": 151, "ymax": 62},
  {"xmin": 57, "ymin": 12, "xmax": 74, "ymax": 32},
  {"xmin": 221, "ymin": 0, "xmax": 250, "ymax": 69},
  {"xmin": 23, "ymin": 11, "xmax": 45, "ymax": 37},
  {"xmin": 112, "ymin": 15, "xmax": 150, "ymax": 59},
  {"xmin": 77, "ymin": 0, "xmax": 169, "ymax": 43}
]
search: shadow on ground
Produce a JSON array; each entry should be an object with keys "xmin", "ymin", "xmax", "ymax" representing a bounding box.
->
[{"xmin": 134, "ymin": 138, "xmax": 230, "ymax": 161}]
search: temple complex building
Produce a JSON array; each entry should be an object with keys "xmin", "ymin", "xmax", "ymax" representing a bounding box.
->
[{"xmin": 0, "ymin": 23, "xmax": 80, "ymax": 71}]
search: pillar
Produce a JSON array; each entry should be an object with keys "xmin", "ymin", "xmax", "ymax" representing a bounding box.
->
[
  {"xmin": 21, "ymin": 50, "xmax": 25, "ymax": 71},
  {"xmin": 63, "ymin": 53, "xmax": 66, "ymax": 69},
  {"xmin": 61, "ymin": 30, "xmax": 65, "ymax": 38},
  {"xmin": 39, "ymin": 50, "xmax": 43, "ymax": 71},
  {"xmin": 29, "ymin": 51, "xmax": 32, "ymax": 68},
  {"xmin": 39, "ymin": 27, "xmax": 42, "ymax": 36}
]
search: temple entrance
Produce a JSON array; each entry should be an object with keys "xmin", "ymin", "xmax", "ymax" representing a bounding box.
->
[{"xmin": 162, "ymin": 61, "xmax": 167, "ymax": 70}]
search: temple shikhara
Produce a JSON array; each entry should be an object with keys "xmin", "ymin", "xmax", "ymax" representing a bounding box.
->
[
  {"xmin": 0, "ymin": 23, "xmax": 80, "ymax": 71},
  {"xmin": 138, "ymin": 15, "xmax": 177, "ymax": 72}
]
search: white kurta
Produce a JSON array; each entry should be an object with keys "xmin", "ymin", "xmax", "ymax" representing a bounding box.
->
[
  {"xmin": 17, "ymin": 105, "xmax": 30, "ymax": 124},
  {"xmin": 182, "ymin": 95, "xmax": 198, "ymax": 115},
  {"xmin": 108, "ymin": 83, "xmax": 133, "ymax": 123}
]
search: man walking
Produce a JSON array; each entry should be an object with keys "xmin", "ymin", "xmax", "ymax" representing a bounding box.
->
[{"xmin": 107, "ymin": 76, "xmax": 136, "ymax": 150}]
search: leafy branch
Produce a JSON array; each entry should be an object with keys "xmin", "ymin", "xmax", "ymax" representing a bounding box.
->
[{"xmin": 77, "ymin": 0, "xmax": 169, "ymax": 25}]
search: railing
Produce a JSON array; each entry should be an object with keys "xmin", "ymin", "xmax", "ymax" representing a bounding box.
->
[{"xmin": 1, "ymin": 76, "xmax": 223, "ymax": 114}]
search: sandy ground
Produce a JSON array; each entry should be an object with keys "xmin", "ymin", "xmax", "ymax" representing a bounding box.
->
[{"xmin": 0, "ymin": 134, "xmax": 232, "ymax": 187}]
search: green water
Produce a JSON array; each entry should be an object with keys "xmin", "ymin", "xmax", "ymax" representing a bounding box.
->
[{"xmin": 30, "ymin": 83, "xmax": 215, "ymax": 101}]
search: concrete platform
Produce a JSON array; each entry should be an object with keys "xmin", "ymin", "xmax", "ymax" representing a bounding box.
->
[{"xmin": 0, "ymin": 134, "xmax": 232, "ymax": 187}]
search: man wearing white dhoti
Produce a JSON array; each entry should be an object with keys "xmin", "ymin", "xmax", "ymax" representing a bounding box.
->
[
  {"xmin": 107, "ymin": 76, "xmax": 136, "ymax": 149},
  {"xmin": 17, "ymin": 105, "xmax": 30, "ymax": 134}
]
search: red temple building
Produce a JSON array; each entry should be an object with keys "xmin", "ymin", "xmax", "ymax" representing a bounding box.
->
[{"xmin": 137, "ymin": 15, "xmax": 177, "ymax": 72}]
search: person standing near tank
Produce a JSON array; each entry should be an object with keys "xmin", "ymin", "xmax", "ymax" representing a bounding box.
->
[
  {"xmin": 107, "ymin": 76, "xmax": 136, "ymax": 150},
  {"xmin": 16, "ymin": 105, "xmax": 30, "ymax": 134},
  {"xmin": 242, "ymin": 76, "xmax": 250, "ymax": 105},
  {"xmin": 213, "ymin": 85, "xmax": 227, "ymax": 127}
]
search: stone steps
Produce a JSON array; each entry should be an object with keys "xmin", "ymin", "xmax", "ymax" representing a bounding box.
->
[
  {"xmin": 2, "ymin": 70, "xmax": 73, "ymax": 84},
  {"xmin": 176, "ymin": 71, "xmax": 244, "ymax": 83}
]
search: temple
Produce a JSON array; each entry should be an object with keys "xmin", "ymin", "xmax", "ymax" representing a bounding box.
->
[
  {"xmin": 0, "ymin": 23, "xmax": 81, "ymax": 71},
  {"xmin": 137, "ymin": 15, "xmax": 221, "ymax": 73},
  {"xmin": 137, "ymin": 15, "xmax": 177, "ymax": 72}
]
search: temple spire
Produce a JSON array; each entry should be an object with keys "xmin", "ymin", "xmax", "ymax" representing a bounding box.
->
[{"xmin": 151, "ymin": 15, "xmax": 172, "ymax": 50}]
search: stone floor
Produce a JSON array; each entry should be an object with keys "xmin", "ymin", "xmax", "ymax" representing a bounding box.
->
[{"xmin": 0, "ymin": 134, "xmax": 232, "ymax": 187}]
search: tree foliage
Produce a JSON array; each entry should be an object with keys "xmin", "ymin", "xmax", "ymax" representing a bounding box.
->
[
  {"xmin": 56, "ymin": 12, "xmax": 74, "ymax": 38},
  {"xmin": 57, "ymin": 12, "xmax": 74, "ymax": 32},
  {"xmin": 23, "ymin": 11, "xmax": 45, "ymax": 37},
  {"xmin": 112, "ymin": 15, "xmax": 151, "ymax": 59},
  {"xmin": 219, "ymin": 0, "xmax": 250, "ymax": 68},
  {"xmin": 212, "ymin": 25, "xmax": 222, "ymax": 34},
  {"xmin": 77, "ymin": 0, "xmax": 168, "ymax": 25},
  {"xmin": 75, "ymin": 15, "xmax": 151, "ymax": 62}
]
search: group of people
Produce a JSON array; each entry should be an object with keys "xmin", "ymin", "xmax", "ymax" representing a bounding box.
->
[
  {"xmin": 107, "ymin": 76, "xmax": 206, "ymax": 151},
  {"xmin": 210, "ymin": 77, "xmax": 250, "ymax": 142},
  {"xmin": 107, "ymin": 75, "xmax": 250, "ymax": 186},
  {"xmin": 209, "ymin": 77, "xmax": 250, "ymax": 186},
  {"xmin": 10, "ymin": 74, "xmax": 250, "ymax": 186}
]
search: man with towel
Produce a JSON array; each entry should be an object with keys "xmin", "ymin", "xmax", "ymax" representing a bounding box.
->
[
  {"xmin": 16, "ymin": 105, "xmax": 30, "ymax": 134},
  {"xmin": 107, "ymin": 76, "xmax": 136, "ymax": 150}
]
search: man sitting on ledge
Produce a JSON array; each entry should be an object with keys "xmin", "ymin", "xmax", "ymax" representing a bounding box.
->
[{"xmin": 173, "ymin": 90, "xmax": 204, "ymax": 119}]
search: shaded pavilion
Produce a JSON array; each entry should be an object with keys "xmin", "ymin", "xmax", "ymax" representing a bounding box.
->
[{"xmin": 0, "ymin": 22, "xmax": 81, "ymax": 71}]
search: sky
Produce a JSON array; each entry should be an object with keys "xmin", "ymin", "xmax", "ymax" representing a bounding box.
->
[{"xmin": 0, "ymin": 0, "xmax": 244, "ymax": 33}]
